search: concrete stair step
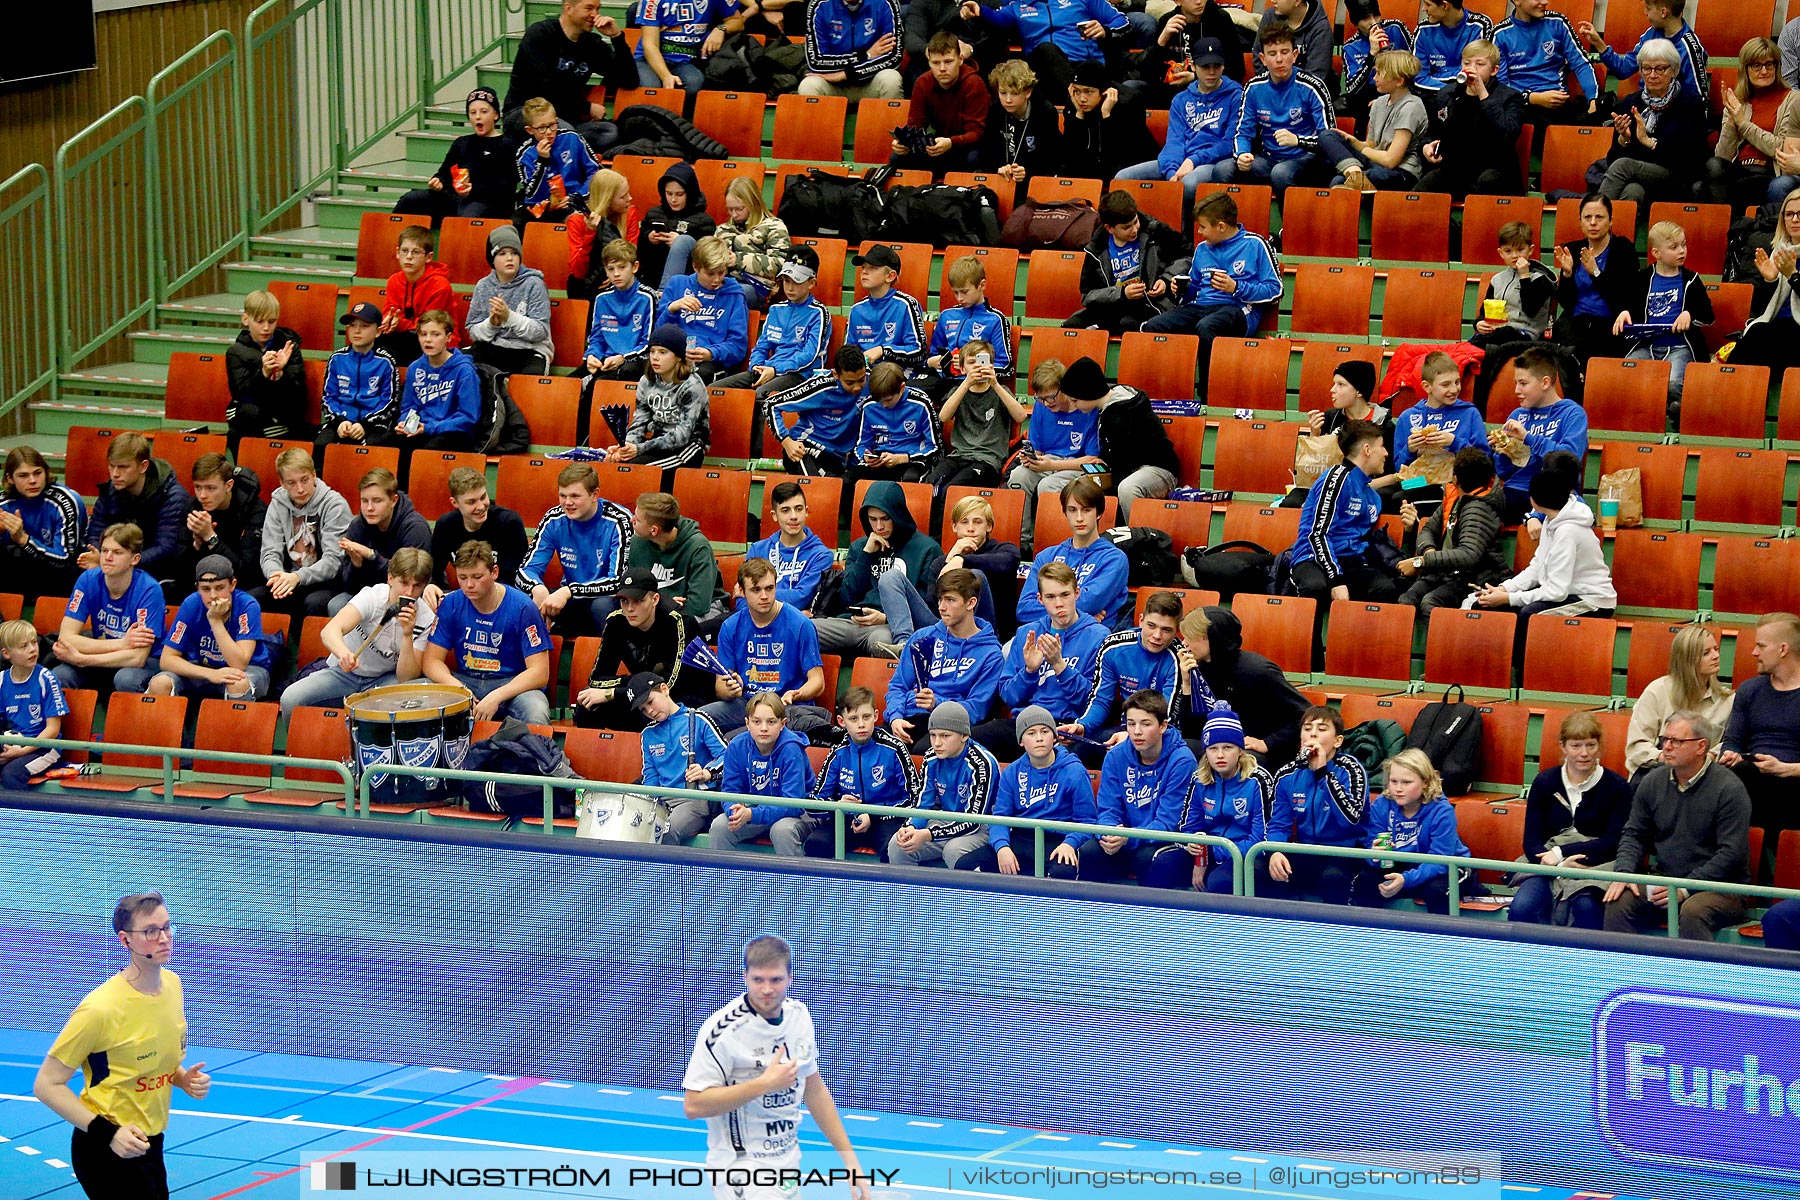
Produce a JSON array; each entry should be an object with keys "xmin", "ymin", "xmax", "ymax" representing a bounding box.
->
[
  {"xmin": 157, "ymin": 292, "xmax": 247, "ymax": 328},
  {"xmin": 128, "ymin": 328, "xmax": 337, "ymax": 366},
  {"xmin": 403, "ymin": 128, "xmax": 458, "ymax": 164},
  {"xmin": 316, "ymin": 196, "xmax": 396, "ymax": 231},
  {"xmin": 225, "ymin": 260, "xmax": 350, "ymax": 294}
]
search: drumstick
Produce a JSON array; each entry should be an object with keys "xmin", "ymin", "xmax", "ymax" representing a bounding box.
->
[{"xmin": 356, "ymin": 598, "xmax": 412, "ymax": 657}]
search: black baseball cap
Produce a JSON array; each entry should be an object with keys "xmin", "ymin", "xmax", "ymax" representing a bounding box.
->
[
  {"xmin": 1193, "ymin": 38, "xmax": 1226, "ymax": 68},
  {"xmin": 853, "ymin": 244, "xmax": 902, "ymax": 270},
  {"xmin": 625, "ymin": 671, "xmax": 665, "ymax": 711},
  {"xmin": 617, "ymin": 567, "xmax": 661, "ymax": 600},
  {"xmin": 340, "ymin": 302, "xmax": 382, "ymax": 326}
]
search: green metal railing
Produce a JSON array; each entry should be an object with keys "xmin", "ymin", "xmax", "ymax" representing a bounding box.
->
[
  {"xmin": 148, "ymin": 31, "xmax": 250, "ymax": 298},
  {"xmin": 54, "ymin": 97, "xmax": 154, "ymax": 371},
  {"xmin": 0, "ymin": 166, "xmax": 57, "ymax": 419},
  {"xmin": 0, "ymin": 733, "xmax": 354, "ymax": 807},
  {"xmin": 1243, "ymin": 840, "xmax": 1800, "ymax": 938}
]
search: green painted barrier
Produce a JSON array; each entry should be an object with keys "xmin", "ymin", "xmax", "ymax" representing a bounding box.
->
[
  {"xmin": 0, "ymin": 165, "xmax": 57, "ymax": 414},
  {"xmin": 0, "ymin": 733, "xmax": 355, "ymax": 808}
]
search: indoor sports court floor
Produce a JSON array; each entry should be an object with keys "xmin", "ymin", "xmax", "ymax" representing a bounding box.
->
[{"xmin": 0, "ymin": 1026, "xmax": 1648, "ymax": 1200}]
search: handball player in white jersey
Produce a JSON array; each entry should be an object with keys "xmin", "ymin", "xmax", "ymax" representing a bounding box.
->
[{"xmin": 683, "ymin": 936, "xmax": 872, "ymax": 1200}]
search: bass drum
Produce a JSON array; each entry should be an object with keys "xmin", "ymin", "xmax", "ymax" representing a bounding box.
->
[
  {"xmin": 346, "ymin": 682, "xmax": 474, "ymax": 806},
  {"xmin": 575, "ymin": 791, "xmax": 671, "ymax": 843}
]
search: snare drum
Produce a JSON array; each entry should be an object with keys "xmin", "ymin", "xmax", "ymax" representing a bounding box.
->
[
  {"xmin": 346, "ymin": 682, "xmax": 474, "ymax": 806},
  {"xmin": 575, "ymin": 791, "xmax": 672, "ymax": 843}
]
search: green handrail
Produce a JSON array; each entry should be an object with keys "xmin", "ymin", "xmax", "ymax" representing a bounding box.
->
[
  {"xmin": 53, "ymin": 96, "xmax": 153, "ymax": 370},
  {"xmin": 146, "ymin": 30, "xmax": 248, "ymax": 298},
  {"xmin": 0, "ymin": 733, "xmax": 355, "ymax": 808},
  {"xmin": 0, "ymin": 165, "xmax": 57, "ymax": 415},
  {"xmin": 1243, "ymin": 840, "xmax": 1800, "ymax": 937},
  {"xmin": 244, "ymin": 0, "xmax": 341, "ymax": 234}
]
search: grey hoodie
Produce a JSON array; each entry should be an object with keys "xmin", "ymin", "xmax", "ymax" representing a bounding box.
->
[
  {"xmin": 467, "ymin": 265, "xmax": 554, "ymax": 364},
  {"xmin": 260, "ymin": 479, "xmax": 354, "ymax": 589}
]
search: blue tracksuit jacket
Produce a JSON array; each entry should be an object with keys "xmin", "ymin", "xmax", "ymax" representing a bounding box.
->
[
  {"xmin": 1233, "ymin": 69, "xmax": 1335, "ymax": 159},
  {"xmin": 766, "ymin": 372, "xmax": 868, "ymax": 455},
  {"xmin": 912, "ymin": 739, "xmax": 1001, "ymax": 841},
  {"xmin": 1494, "ymin": 398, "xmax": 1589, "ymax": 497},
  {"xmin": 2, "ymin": 484, "xmax": 88, "ymax": 577},
  {"xmin": 1096, "ymin": 733, "xmax": 1197, "ymax": 851},
  {"xmin": 1342, "ymin": 21, "xmax": 1415, "ymax": 99},
  {"xmin": 400, "ymin": 349, "xmax": 482, "ymax": 435},
  {"xmin": 1181, "ymin": 226, "xmax": 1282, "ymax": 334},
  {"xmin": 1179, "ymin": 764, "xmax": 1274, "ymax": 866},
  {"xmin": 1366, "ymin": 794, "xmax": 1468, "ymax": 888},
  {"xmin": 928, "ymin": 300, "xmax": 1014, "ymax": 377},
  {"xmin": 640, "ymin": 704, "xmax": 729, "ymax": 789},
  {"xmin": 586, "ymin": 282, "xmax": 657, "ymax": 360},
  {"xmin": 1025, "ymin": 399, "xmax": 1100, "ymax": 459},
  {"xmin": 1493, "ymin": 12, "xmax": 1598, "ymax": 98},
  {"xmin": 723, "ymin": 726, "xmax": 818, "ymax": 827},
  {"xmin": 748, "ymin": 297, "xmax": 830, "ymax": 375},
  {"xmin": 1079, "ymin": 630, "xmax": 1185, "ymax": 731},
  {"xmin": 1599, "ymin": 23, "xmax": 1706, "ymax": 103},
  {"xmin": 1392, "ymin": 399, "xmax": 1486, "ymax": 468},
  {"xmin": 811, "ymin": 728, "xmax": 921, "ymax": 810},
  {"xmin": 1412, "ymin": 11, "xmax": 1494, "ymax": 92},
  {"xmin": 1014, "ymin": 538, "xmax": 1130, "ymax": 627},
  {"xmin": 516, "ymin": 499, "xmax": 634, "ymax": 597},
  {"xmin": 885, "ymin": 618, "xmax": 1004, "ymax": 723},
  {"xmin": 321, "ymin": 345, "xmax": 399, "ymax": 428},
  {"xmin": 804, "ymin": 0, "xmax": 902, "ymax": 82},
  {"xmin": 745, "ymin": 528, "xmax": 834, "ymax": 610},
  {"xmin": 659, "ymin": 272, "xmax": 749, "ymax": 369},
  {"xmin": 854, "ymin": 389, "xmax": 940, "ymax": 464},
  {"xmin": 517, "ymin": 131, "xmax": 600, "ymax": 208},
  {"xmin": 1269, "ymin": 751, "xmax": 1371, "ymax": 848},
  {"xmin": 1160, "ymin": 77, "xmax": 1244, "ymax": 176},
  {"xmin": 846, "ymin": 288, "xmax": 927, "ymax": 369},
  {"xmin": 1292, "ymin": 462, "xmax": 1381, "ymax": 583},
  {"xmin": 998, "ymin": 613, "xmax": 1109, "ymax": 723},
  {"xmin": 990, "ymin": 747, "xmax": 1098, "ymax": 850}
]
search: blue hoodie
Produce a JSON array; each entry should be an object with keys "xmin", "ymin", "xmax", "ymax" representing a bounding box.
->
[
  {"xmin": 1269, "ymin": 751, "xmax": 1371, "ymax": 849},
  {"xmin": 716, "ymin": 600, "xmax": 822, "ymax": 698},
  {"xmin": 1392, "ymin": 399, "xmax": 1486, "ymax": 468},
  {"xmin": 912, "ymin": 738, "xmax": 1001, "ymax": 841},
  {"xmin": 1096, "ymin": 732, "xmax": 1197, "ymax": 851},
  {"xmin": 1342, "ymin": 21, "xmax": 1415, "ymax": 99},
  {"xmin": 999, "ymin": 612, "xmax": 1109, "ymax": 722},
  {"xmin": 990, "ymin": 746, "xmax": 1097, "ymax": 850},
  {"xmin": 885, "ymin": 618, "xmax": 1004, "ymax": 723},
  {"xmin": 516, "ymin": 499, "xmax": 635, "ymax": 598},
  {"xmin": 1600, "ymin": 23, "xmax": 1706, "ymax": 104},
  {"xmin": 928, "ymin": 300, "xmax": 1014, "ymax": 377},
  {"xmin": 1293, "ymin": 462, "xmax": 1382, "ymax": 582},
  {"xmin": 1079, "ymin": 629, "xmax": 1185, "ymax": 732},
  {"xmin": 586, "ymin": 281, "xmax": 657, "ymax": 360},
  {"xmin": 1412, "ymin": 10, "xmax": 1493, "ymax": 92},
  {"xmin": 1, "ymin": 483, "xmax": 87, "ymax": 579},
  {"xmin": 1160, "ymin": 77, "xmax": 1244, "ymax": 177},
  {"xmin": 516, "ymin": 130, "xmax": 601, "ymax": 208},
  {"xmin": 1493, "ymin": 398, "xmax": 1589, "ymax": 498},
  {"xmin": 811, "ymin": 728, "xmax": 921, "ymax": 812},
  {"xmin": 1014, "ymin": 538, "xmax": 1130, "ymax": 627},
  {"xmin": 321, "ymin": 345, "xmax": 399, "ymax": 429},
  {"xmin": 1182, "ymin": 226, "xmax": 1282, "ymax": 333},
  {"xmin": 749, "ymin": 296, "xmax": 830, "ymax": 375},
  {"xmin": 1366, "ymin": 794, "xmax": 1467, "ymax": 888},
  {"xmin": 1493, "ymin": 12, "xmax": 1597, "ymax": 98},
  {"xmin": 640, "ymin": 704, "xmax": 729, "ymax": 789},
  {"xmin": 1233, "ymin": 69, "xmax": 1335, "ymax": 159},
  {"xmin": 744, "ymin": 528, "xmax": 834, "ymax": 610},
  {"xmin": 401, "ymin": 349, "xmax": 482, "ymax": 435},
  {"xmin": 660, "ymin": 272, "xmax": 749, "ymax": 369},
  {"xmin": 854, "ymin": 388, "xmax": 941, "ymax": 464},
  {"xmin": 846, "ymin": 288, "xmax": 926, "ymax": 370},
  {"xmin": 804, "ymin": 0, "xmax": 902, "ymax": 83},
  {"xmin": 1178, "ymin": 763, "xmax": 1274, "ymax": 866},
  {"xmin": 723, "ymin": 726, "xmax": 818, "ymax": 827},
  {"xmin": 976, "ymin": 0, "xmax": 1125, "ymax": 64},
  {"xmin": 766, "ymin": 371, "xmax": 868, "ymax": 456}
]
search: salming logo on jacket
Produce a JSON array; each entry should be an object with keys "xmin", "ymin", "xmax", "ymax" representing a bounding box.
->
[
  {"xmin": 912, "ymin": 741, "xmax": 1000, "ymax": 841},
  {"xmin": 1079, "ymin": 630, "xmax": 1185, "ymax": 731},
  {"xmin": 517, "ymin": 499, "xmax": 634, "ymax": 598},
  {"xmin": 1233, "ymin": 70, "xmax": 1335, "ymax": 159}
]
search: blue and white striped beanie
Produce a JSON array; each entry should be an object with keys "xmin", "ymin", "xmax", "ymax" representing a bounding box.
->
[{"xmin": 1202, "ymin": 708, "xmax": 1245, "ymax": 749}]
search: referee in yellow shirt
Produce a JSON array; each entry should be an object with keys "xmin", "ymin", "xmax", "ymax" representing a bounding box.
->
[{"xmin": 32, "ymin": 891, "xmax": 211, "ymax": 1198}]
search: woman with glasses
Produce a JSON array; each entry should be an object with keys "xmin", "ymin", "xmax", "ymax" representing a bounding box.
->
[
  {"xmin": 32, "ymin": 891, "xmax": 210, "ymax": 1198},
  {"xmin": 1702, "ymin": 39, "xmax": 1795, "ymax": 213},
  {"xmin": 1592, "ymin": 39, "xmax": 1708, "ymax": 207},
  {"xmin": 1624, "ymin": 624, "xmax": 1734, "ymax": 783},
  {"xmin": 1728, "ymin": 190, "xmax": 1800, "ymax": 370},
  {"xmin": 1509, "ymin": 712, "xmax": 1632, "ymax": 929}
]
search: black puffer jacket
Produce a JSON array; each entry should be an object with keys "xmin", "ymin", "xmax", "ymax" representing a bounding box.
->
[
  {"xmin": 611, "ymin": 105, "xmax": 728, "ymax": 162},
  {"xmin": 1180, "ymin": 605, "xmax": 1309, "ymax": 767}
]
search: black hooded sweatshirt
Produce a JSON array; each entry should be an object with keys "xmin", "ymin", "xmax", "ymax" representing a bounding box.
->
[
  {"xmin": 339, "ymin": 491, "xmax": 433, "ymax": 596},
  {"xmin": 173, "ymin": 465, "xmax": 268, "ymax": 591},
  {"xmin": 1180, "ymin": 605, "xmax": 1309, "ymax": 767},
  {"xmin": 637, "ymin": 161, "xmax": 717, "ymax": 285}
]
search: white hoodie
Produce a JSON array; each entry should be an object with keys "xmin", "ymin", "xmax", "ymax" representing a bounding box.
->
[{"xmin": 1497, "ymin": 496, "xmax": 1616, "ymax": 610}]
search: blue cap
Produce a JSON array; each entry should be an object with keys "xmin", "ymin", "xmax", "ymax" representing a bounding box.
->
[{"xmin": 1202, "ymin": 708, "xmax": 1245, "ymax": 749}]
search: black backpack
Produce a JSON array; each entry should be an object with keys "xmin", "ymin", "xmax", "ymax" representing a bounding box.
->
[
  {"xmin": 881, "ymin": 183, "xmax": 1002, "ymax": 247},
  {"xmin": 1722, "ymin": 210, "xmax": 1778, "ymax": 285},
  {"xmin": 1405, "ymin": 685, "xmax": 1484, "ymax": 797},
  {"xmin": 472, "ymin": 363, "xmax": 533, "ymax": 454},
  {"xmin": 1102, "ymin": 526, "xmax": 1178, "ymax": 587},
  {"xmin": 776, "ymin": 168, "xmax": 887, "ymax": 242},
  {"xmin": 1183, "ymin": 542, "xmax": 1274, "ymax": 599}
]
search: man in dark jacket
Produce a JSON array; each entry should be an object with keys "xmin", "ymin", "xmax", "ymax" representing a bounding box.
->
[
  {"xmin": 1065, "ymin": 191, "xmax": 1182, "ymax": 333},
  {"xmin": 501, "ymin": 0, "xmax": 635, "ymax": 150},
  {"xmin": 1416, "ymin": 39, "xmax": 1527, "ymax": 197},
  {"xmin": 169, "ymin": 452, "xmax": 266, "ymax": 603},
  {"xmin": 1177, "ymin": 604, "xmax": 1308, "ymax": 766},
  {"xmin": 812, "ymin": 480, "xmax": 947, "ymax": 660},
  {"xmin": 334, "ymin": 467, "xmax": 432, "ymax": 612},
  {"xmin": 976, "ymin": 59, "xmax": 1063, "ymax": 186},
  {"xmin": 1057, "ymin": 63, "xmax": 1159, "ymax": 183},
  {"xmin": 1396, "ymin": 447, "xmax": 1507, "ymax": 616},
  {"xmin": 86, "ymin": 432, "xmax": 194, "ymax": 587},
  {"xmin": 1133, "ymin": 0, "xmax": 1247, "ymax": 107},
  {"xmin": 1058, "ymin": 356, "xmax": 1182, "ymax": 520},
  {"xmin": 572, "ymin": 568, "xmax": 706, "ymax": 731},
  {"xmin": 226, "ymin": 292, "xmax": 310, "ymax": 443}
]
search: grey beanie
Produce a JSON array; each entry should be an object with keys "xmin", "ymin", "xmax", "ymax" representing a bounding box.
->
[
  {"xmin": 928, "ymin": 702, "xmax": 971, "ymax": 737},
  {"xmin": 486, "ymin": 223, "xmax": 524, "ymax": 263},
  {"xmin": 1015, "ymin": 704, "xmax": 1057, "ymax": 743}
]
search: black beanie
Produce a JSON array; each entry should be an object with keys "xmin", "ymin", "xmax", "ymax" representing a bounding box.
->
[
  {"xmin": 1334, "ymin": 359, "xmax": 1377, "ymax": 402},
  {"xmin": 1060, "ymin": 356, "xmax": 1110, "ymax": 402}
]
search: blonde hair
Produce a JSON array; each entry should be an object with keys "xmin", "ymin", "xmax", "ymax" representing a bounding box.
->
[
  {"xmin": 1648, "ymin": 220, "xmax": 1686, "ymax": 250},
  {"xmin": 242, "ymin": 290, "xmax": 280, "ymax": 321},
  {"xmin": 0, "ymin": 619, "xmax": 35, "ymax": 651},
  {"xmin": 1667, "ymin": 623, "xmax": 1729, "ymax": 711},
  {"xmin": 1384, "ymin": 748, "xmax": 1443, "ymax": 801},
  {"xmin": 1462, "ymin": 39, "xmax": 1500, "ymax": 66},
  {"xmin": 725, "ymin": 176, "xmax": 768, "ymax": 227},
  {"xmin": 274, "ymin": 448, "xmax": 315, "ymax": 478},
  {"xmin": 586, "ymin": 168, "xmax": 630, "ymax": 221},
  {"xmin": 1374, "ymin": 50, "xmax": 1420, "ymax": 83},
  {"xmin": 1179, "ymin": 606, "xmax": 1212, "ymax": 643},
  {"xmin": 946, "ymin": 254, "xmax": 987, "ymax": 290},
  {"xmin": 692, "ymin": 235, "xmax": 733, "ymax": 273},
  {"xmin": 949, "ymin": 495, "xmax": 994, "ymax": 529},
  {"xmin": 1194, "ymin": 744, "xmax": 1257, "ymax": 785},
  {"xmin": 520, "ymin": 97, "xmax": 556, "ymax": 124},
  {"xmin": 990, "ymin": 59, "xmax": 1036, "ymax": 92},
  {"xmin": 1029, "ymin": 358, "xmax": 1065, "ymax": 393}
]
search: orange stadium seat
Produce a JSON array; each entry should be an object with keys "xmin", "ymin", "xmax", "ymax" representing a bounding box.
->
[
  {"xmin": 1648, "ymin": 202, "xmax": 1730, "ymax": 276},
  {"xmin": 437, "ymin": 216, "xmax": 508, "ymax": 285},
  {"xmin": 1472, "ymin": 701, "xmax": 1533, "ymax": 791},
  {"xmin": 591, "ymin": 461, "xmax": 658, "ymax": 508},
  {"xmin": 1160, "ymin": 415, "xmax": 1205, "ymax": 482},
  {"xmin": 1692, "ymin": 447, "xmax": 1786, "ymax": 527},
  {"xmin": 853, "ymin": 239, "xmax": 931, "ymax": 302},
  {"xmin": 1340, "ymin": 691, "xmax": 1428, "ymax": 733},
  {"xmin": 1712, "ymin": 536, "xmax": 1800, "ymax": 616},
  {"xmin": 708, "ymin": 387, "xmax": 758, "ymax": 462},
  {"xmin": 1703, "ymin": 284, "xmax": 1753, "ymax": 357},
  {"xmin": 155, "ymin": 433, "xmax": 226, "ymax": 493},
  {"xmin": 1381, "ymin": 268, "xmax": 1466, "ymax": 342},
  {"xmin": 940, "ymin": 246, "xmax": 1019, "ymax": 315},
  {"xmin": 247, "ymin": 705, "xmax": 353, "ymax": 806},
  {"xmin": 1609, "ymin": 529, "xmax": 1702, "ymax": 615},
  {"xmin": 852, "ymin": 98, "xmax": 909, "ymax": 164},
  {"xmin": 33, "ymin": 596, "xmax": 68, "ymax": 638},
  {"xmin": 236, "ymin": 438, "xmax": 306, "ymax": 503},
  {"xmin": 1457, "ymin": 799, "xmax": 1526, "ymax": 876},
  {"xmin": 520, "ymin": 222, "xmax": 571, "ymax": 283},
  {"xmin": 1130, "ymin": 500, "xmax": 1212, "ymax": 554},
  {"xmin": 1598, "ymin": 441, "xmax": 1687, "ymax": 523},
  {"xmin": 1290, "ymin": 264, "xmax": 1374, "ymax": 337},
  {"xmin": 0, "ymin": 595, "xmax": 18, "ymax": 624},
  {"xmin": 792, "ymin": 236, "xmax": 847, "ymax": 301},
  {"xmin": 1522, "ymin": 614, "xmax": 1616, "ymax": 699},
  {"xmin": 497, "ymin": 455, "xmax": 559, "ymax": 526},
  {"xmin": 1027, "ymin": 327, "xmax": 1107, "ymax": 378},
  {"xmin": 164, "ymin": 351, "xmax": 231, "ymax": 425},
  {"xmin": 1371, "ymin": 191, "xmax": 1452, "ymax": 263},
  {"xmin": 356, "ymin": 212, "xmax": 428, "ymax": 279},
  {"xmin": 407, "ymin": 450, "xmax": 485, "ymax": 521},
  {"xmin": 322, "ymin": 443, "xmax": 399, "ymax": 499},
  {"xmin": 297, "ymin": 615, "xmax": 329, "ymax": 669},
  {"xmin": 1024, "ymin": 250, "xmax": 1086, "ymax": 321},
  {"xmin": 1280, "ymin": 188, "xmax": 1360, "ymax": 259},
  {"xmin": 92, "ymin": 693, "xmax": 188, "ymax": 779},
  {"xmin": 1195, "ymin": 182, "xmax": 1272, "ymax": 235},
  {"xmin": 1782, "ymin": 368, "xmax": 1800, "ymax": 443},
  {"xmin": 692, "ymin": 90, "xmax": 766, "ymax": 158},
  {"xmin": 268, "ymin": 280, "xmax": 340, "ymax": 353},
  {"xmin": 564, "ymin": 728, "xmax": 642, "ymax": 782},
  {"xmin": 1584, "ymin": 357, "xmax": 1669, "ymax": 435},
  {"xmin": 1323, "ymin": 600, "xmax": 1414, "ymax": 686},
  {"xmin": 1696, "ymin": 1, "xmax": 1778, "ymax": 55},
  {"xmin": 1233, "ymin": 594, "xmax": 1315, "ymax": 675},
  {"xmin": 614, "ymin": 156, "xmax": 681, "ymax": 212},
  {"xmin": 1540, "ymin": 127, "xmax": 1611, "ymax": 196},
  {"xmin": 944, "ymin": 171, "xmax": 1018, "ymax": 222},
  {"xmin": 774, "ymin": 94, "xmax": 848, "ymax": 162},
  {"xmin": 1220, "ymin": 501, "xmax": 1301, "ymax": 548},
  {"xmin": 612, "ymin": 86, "xmax": 684, "ymax": 115},
  {"xmin": 1110, "ymin": 177, "xmax": 1185, "ymax": 229},
  {"xmin": 1117, "ymin": 332, "xmax": 1199, "ymax": 399},
  {"xmin": 1624, "ymin": 619, "xmax": 1707, "ymax": 699},
  {"xmin": 167, "ymin": 699, "xmax": 279, "ymax": 799},
  {"xmin": 65, "ymin": 426, "xmax": 128, "ymax": 497},
  {"xmin": 672, "ymin": 468, "xmax": 753, "ymax": 544},
  {"xmin": 1208, "ymin": 338, "xmax": 1290, "ymax": 412},
  {"xmin": 508, "ymin": 374, "xmax": 581, "ymax": 448},
  {"xmin": 547, "ymin": 298, "xmax": 590, "ymax": 369},
  {"xmin": 566, "ymin": 636, "xmax": 601, "ymax": 712},
  {"xmin": 1679, "ymin": 362, "xmax": 1769, "ymax": 441},
  {"xmin": 1424, "ymin": 607, "xmax": 1516, "ymax": 691},
  {"xmin": 1027, "ymin": 176, "xmax": 1104, "ymax": 209},
  {"xmin": 694, "ymin": 159, "xmax": 766, "ymax": 214},
  {"xmin": 1458, "ymin": 196, "xmax": 1543, "ymax": 266},
  {"xmin": 1211, "ymin": 420, "xmax": 1301, "ymax": 495}
]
